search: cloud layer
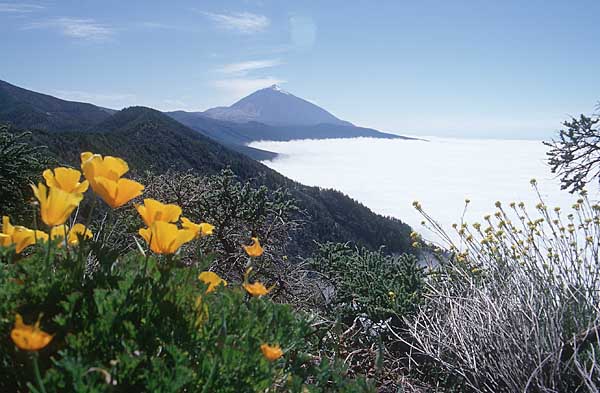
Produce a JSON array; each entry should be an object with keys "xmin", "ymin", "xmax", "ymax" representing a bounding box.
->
[{"xmin": 250, "ymin": 137, "xmax": 584, "ymax": 242}]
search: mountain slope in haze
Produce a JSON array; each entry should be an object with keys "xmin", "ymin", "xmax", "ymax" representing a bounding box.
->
[
  {"xmin": 0, "ymin": 79, "xmax": 111, "ymax": 132},
  {"xmin": 170, "ymin": 84, "xmax": 410, "ymax": 143},
  {"xmin": 168, "ymin": 111, "xmax": 409, "ymax": 144},
  {"xmin": 203, "ymin": 84, "xmax": 352, "ymax": 126},
  {"xmin": 0, "ymin": 79, "xmax": 275, "ymax": 160},
  {"xmin": 19, "ymin": 106, "xmax": 413, "ymax": 255}
]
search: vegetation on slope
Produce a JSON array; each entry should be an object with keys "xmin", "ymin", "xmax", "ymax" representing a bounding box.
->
[{"xmin": 0, "ymin": 149, "xmax": 374, "ymax": 392}]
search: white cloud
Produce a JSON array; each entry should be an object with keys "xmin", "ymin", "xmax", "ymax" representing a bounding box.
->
[
  {"xmin": 216, "ymin": 59, "xmax": 282, "ymax": 75},
  {"xmin": 24, "ymin": 18, "xmax": 115, "ymax": 40},
  {"xmin": 53, "ymin": 90, "xmax": 135, "ymax": 109},
  {"xmin": 201, "ymin": 11, "xmax": 269, "ymax": 34},
  {"xmin": 214, "ymin": 77, "xmax": 285, "ymax": 100},
  {"xmin": 0, "ymin": 3, "xmax": 44, "ymax": 13},
  {"xmin": 249, "ymin": 138, "xmax": 581, "ymax": 243}
]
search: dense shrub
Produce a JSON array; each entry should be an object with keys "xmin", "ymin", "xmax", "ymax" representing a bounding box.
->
[
  {"xmin": 139, "ymin": 169, "xmax": 308, "ymax": 303},
  {"xmin": 309, "ymin": 242, "xmax": 424, "ymax": 328},
  {"xmin": 307, "ymin": 243, "xmax": 425, "ymax": 390},
  {"xmin": 0, "ymin": 126, "xmax": 53, "ymax": 220}
]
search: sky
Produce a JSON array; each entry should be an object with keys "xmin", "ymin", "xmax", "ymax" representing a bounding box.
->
[{"xmin": 0, "ymin": 0, "xmax": 599, "ymax": 138}]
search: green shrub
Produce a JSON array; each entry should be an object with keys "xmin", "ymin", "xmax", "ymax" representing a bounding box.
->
[
  {"xmin": 0, "ymin": 152, "xmax": 373, "ymax": 392},
  {"xmin": 309, "ymin": 242, "xmax": 425, "ymax": 328}
]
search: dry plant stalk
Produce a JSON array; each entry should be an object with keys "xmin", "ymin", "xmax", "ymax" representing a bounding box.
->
[{"xmin": 403, "ymin": 183, "xmax": 600, "ymax": 392}]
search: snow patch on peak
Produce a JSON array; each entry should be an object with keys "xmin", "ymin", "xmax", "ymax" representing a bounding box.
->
[{"xmin": 267, "ymin": 84, "xmax": 291, "ymax": 95}]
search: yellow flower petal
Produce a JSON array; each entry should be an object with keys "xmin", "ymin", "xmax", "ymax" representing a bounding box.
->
[
  {"xmin": 31, "ymin": 183, "xmax": 83, "ymax": 227},
  {"xmin": 198, "ymin": 271, "xmax": 227, "ymax": 293},
  {"xmin": 81, "ymin": 152, "xmax": 129, "ymax": 184},
  {"xmin": 181, "ymin": 217, "xmax": 214, "ymax": 238},
  {"xmin": 68, "ymin": 223, "xmax": 93, "ymax": 245},
  {"xmin": 139, "ymin": 221, "xmax": 195, "ymax": 254},
  {"xmin": 94, "ymin": 177, "xmax": 144, "ymax": 208},
  {"xmin": 43, "ymin": 167, "xmax": 89, "ymax": 193},
  {"xmin": 50, "ymin": 225, "xmax": 69, "ymax": 240},
  {"xmin": 11, "ymin": 314, "xmax": 53, "ymax": 351},
  {"xmin": 1, "ymin": 216, "xmax": 14, "ymax": 247},
  {"xmin": 243, "ymin": 281, "xmax": 272, "ymax": 297},
  {"xmin": 260, "ymin": 344, "xmax": 283, "ymax": 361},
  {"xmin": 113, "ymin": 178, "xmax": 144, "ymax": 208},
  {"xmin": 12, "ymin": 227, "xmax": 38, "ymax": 254},
  {"xmin": 243, "ymin": 237, "xmax": 263, "ymax": 257},
  {"xmin": 136, "ymin": 199, "xmax": 182, "ymax": 226}
]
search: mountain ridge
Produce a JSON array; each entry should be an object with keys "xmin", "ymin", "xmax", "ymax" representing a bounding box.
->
[
  {"xmin": 203, "ymin": 84, "xmax": 354, "ymax": 127},
  {"xmin": 0, "ymin": 79, "xmax": 411, "ymax": 159},
  {"xmin": 0, "ymin": 79, "xmax": 112, "ymax": 132}
]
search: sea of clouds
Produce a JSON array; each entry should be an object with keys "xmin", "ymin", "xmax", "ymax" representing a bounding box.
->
[{"xmin": 250, "ymin": 137, "xmax": 599, "ymax": 243}]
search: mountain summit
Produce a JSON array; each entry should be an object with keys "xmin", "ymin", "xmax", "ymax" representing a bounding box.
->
[{"xmin": 203, "ymin": 84, "xmax": 353, "ymax": 126}]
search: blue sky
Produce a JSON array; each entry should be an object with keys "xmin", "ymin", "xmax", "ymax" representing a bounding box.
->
[{"xmin": 1, "ymin": 0, "xmax": 599, "ymax": 138}]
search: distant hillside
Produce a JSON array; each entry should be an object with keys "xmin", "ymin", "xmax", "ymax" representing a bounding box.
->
[
  {"xmin": 0, "ymin": 79, "xmax": 111, "ymax": 132},
  {"xmin": 18, "ymin": 106, "xmax": 413, "ymax": 255},
  {"xmin": 203, "ymin": 84, "xmax": 352, "ymax": 126}
]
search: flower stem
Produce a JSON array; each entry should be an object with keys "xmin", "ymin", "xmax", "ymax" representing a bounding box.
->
[{"xmin": 32, "ymin": 353, "xmax": 47, "ymax": 393}]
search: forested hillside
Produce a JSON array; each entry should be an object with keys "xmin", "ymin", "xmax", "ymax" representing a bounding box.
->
[{"xmin": 5, "ymin": 106, "xmax": 413, "ymax": 255}]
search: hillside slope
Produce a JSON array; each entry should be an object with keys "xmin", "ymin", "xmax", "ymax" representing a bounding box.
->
[
  {"xmin": 22, "ymin": 107, "xmax": 414, "ymax": 255},
  {"xmin": 0, "ymin": 79, "xmax": 111, "ymax": 132}
]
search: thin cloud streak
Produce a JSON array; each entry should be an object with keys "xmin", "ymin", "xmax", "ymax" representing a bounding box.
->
[
  {"xmin": 216, "ymin": 59, "xmax": 282, "ymax": 75},
  {"xmin": 24, "ymin": 18, "xmax": 115, "ymax": 40},
  {"xmin": 0, "ymin": 3, "xmax": 44, "ymax": 13},
  {"xmin": 200, "ymin": 11, "xmax": 270, "ymax": 34}
]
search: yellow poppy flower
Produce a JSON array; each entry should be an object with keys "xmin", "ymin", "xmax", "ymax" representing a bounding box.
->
[
  {"xmin": 243, "ymin": 237, "xmax": 263, "ymax": 257},
  {"xmin": 10, "ymin": 314, "xmax": 53, "ymax": 351},
  {"xmin": 80, "ymin": 152, "xmax": 144, "ymax": 208},
  {"xmin": 198, "ymin": 271, "xmax": 227, "ymax": 293},
  {"xmin": 260, "ymin": 343, "xmax": 283, "ymax": 361},
  {"xmin": 80, "ymin": 152, "xmax": 129, "ymax": 182},
  {"xmin": 136, "ymin": 199, "xmax": 182, "ymax": 226},
  {"xmin": 43, "ymin": 167, "xmax": 89, "ymax": 193},
  {"xmin": 50, "ymin": 224, "xmax": 93, "ymax": 246},
  {"xmin": 1, "ymin": 216, "xmax": 48, "ymax": 253},
  {"xmin": 181, "ymin": 217, "xmax": 214, "ymax": 237},
  {"xmin": 31, "ymin": 183, "xmax": 83, "ymax": 227},
  {"xmin": 138, "ymin": 221, "xmax": 195, "ymax": 254},
  {"xmin": 243, "ymin": 281, "xmax": 272, "ymax": 297}
]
